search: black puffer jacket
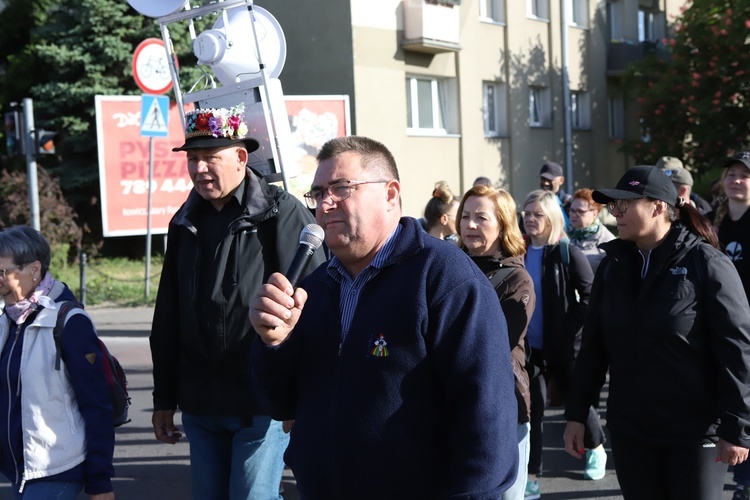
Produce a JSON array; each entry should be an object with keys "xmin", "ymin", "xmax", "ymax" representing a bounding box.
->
[
  {"xmin": 151, "ymin": 168, "xmax": 326, "ymax": 417},
  {"xmin": 528, "ymin": 240, "xmax": 593, "ymax": 364},
  {"xmin": 566, "ymin": 225, "xmax": 750, "ymax": 446}
]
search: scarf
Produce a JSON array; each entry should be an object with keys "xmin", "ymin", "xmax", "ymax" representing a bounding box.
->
[
  {"xmin": 568, "ymin": 223, "xmax": 600, "ymax": 244},
  {"xmin": 5, "ymin": 272, "xmax": 55, "ymax": 325}
]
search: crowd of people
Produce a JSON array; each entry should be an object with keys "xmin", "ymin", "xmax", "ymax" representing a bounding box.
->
[
  {"xmin": 420, "ymin": 156, "xmax": 750, "ymax": 500},
  {"xmin": 2, "ymin": 103, "xmax": 750, "ymax": 500}
]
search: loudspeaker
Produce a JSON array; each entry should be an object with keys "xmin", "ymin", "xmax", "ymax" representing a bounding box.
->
[
  {"xmin": 126, "ymin": 0, "xmax": 186, "ymax": 18},
  {"xmin": 192, "ymin": 5, "xmax": 286, "ymax": 87}
]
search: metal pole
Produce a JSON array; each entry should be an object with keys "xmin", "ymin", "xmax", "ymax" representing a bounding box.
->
[
  {"xmin": 23, "ymin": 98, "xmax": 40, "ymax": 230},
  {"xmin": 248, "ymin": 3, "xmax": 290, "ymax": 191},
  {"xmin": 145, "ymin": 136, "xmax": 154, "ymax": 299},
  {"xmin": 560, "ymin": 0, "xmax": 574, "ymax": 191},
  {"xmin": 79, "ymin": 252, "xmax": 87, "ymax": 305}
]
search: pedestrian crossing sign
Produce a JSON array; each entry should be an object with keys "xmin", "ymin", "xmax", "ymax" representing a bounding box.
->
[{"xmin": 140, "ymin": 94, "xmax": 170, "ymax": 137}]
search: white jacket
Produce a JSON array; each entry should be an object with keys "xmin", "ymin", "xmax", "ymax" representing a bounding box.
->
[{"xmin": 0, "ymin": 282, "xmax": 87, "ymax": 489}]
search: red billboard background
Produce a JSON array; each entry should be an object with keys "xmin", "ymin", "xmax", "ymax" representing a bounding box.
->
[
  {"xmin": 95, "ymin": 94, "xmax": 351, "ymax": 237},
  {"xmin": 95, "ymin": 95, "xmax": 191, "ymax": 236}
]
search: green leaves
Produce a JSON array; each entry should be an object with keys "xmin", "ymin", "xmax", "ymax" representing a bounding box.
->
[{"xmin": 622, "ymin": 0, "xmax": 750, "ymax": 178}]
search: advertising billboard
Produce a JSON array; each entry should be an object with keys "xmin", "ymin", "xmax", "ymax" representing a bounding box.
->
[
  {"xmin": 95, "ymin": 94, "xmax": 351, "ymax": 237},
  {"xmin": 95, "ymin": 95, "xmax": 191, "ymax": 237}
]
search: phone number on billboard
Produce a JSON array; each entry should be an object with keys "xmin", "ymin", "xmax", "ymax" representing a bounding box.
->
[{"xmin": 120, "ymin": 179, "xmax": 193, "ymax": 195}]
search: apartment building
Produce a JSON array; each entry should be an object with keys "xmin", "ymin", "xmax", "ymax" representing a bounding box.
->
[{"xmin": 261, "ymin": 0, "xmax": 682, "ymax": 216}]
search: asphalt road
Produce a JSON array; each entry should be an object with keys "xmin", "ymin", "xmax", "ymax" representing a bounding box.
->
[{"xmin": 0, "ymin": 306, "xmax": 740, "ymax": 499}]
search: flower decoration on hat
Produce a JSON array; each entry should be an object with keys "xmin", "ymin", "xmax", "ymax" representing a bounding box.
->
[{"xmin": 184, "ymin": 104, "xmax": 249, "ymax": 141}]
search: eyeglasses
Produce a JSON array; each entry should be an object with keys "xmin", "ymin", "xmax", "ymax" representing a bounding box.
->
[
  {"xmin": 521, "ymin": 211, "xmax": 546, "ymax": 221},
  {"xmin": 569, "ymin": 208, "xmax": 593, "ymax": 216},
  {"xmin": 303, "ymin": 180, "xmax": 388, "ymax": 209},
  {"xmin": 607, "ymin": 199, "xmax": 630, "ymax": 215},
  {"xmin": 0, "ymin": 264, "xmax": 22, "ymax": 280}
]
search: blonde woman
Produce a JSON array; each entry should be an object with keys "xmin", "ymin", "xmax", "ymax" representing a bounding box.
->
[
  {"xmin": 457, "ymin": 185, "xmax": 535, "ymax": 500},
  {"xmin": 521, "ymin": 190, "xmax": 601, "ymax": 498}
]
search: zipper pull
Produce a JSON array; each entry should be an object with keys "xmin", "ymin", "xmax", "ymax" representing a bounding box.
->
[{"xmin": 337, "ymin": 342, "xmax": 343, "ymax": 357}]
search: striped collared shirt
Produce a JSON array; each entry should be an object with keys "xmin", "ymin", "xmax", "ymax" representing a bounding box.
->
[{"xmin": 326, "ymin": 223, "xmax": 402, "ymax": 344}]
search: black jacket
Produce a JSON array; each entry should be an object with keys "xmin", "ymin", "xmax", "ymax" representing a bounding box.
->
[
  {"xmin": 566, "ymin": 225, "xmax": 750, "ymax": 446},
  {"xmin": 150, "ymin": 168, "xmax": 325, "ymax": 417},
  {"xmin": 528, "ymin": 240, "xmax": 593, "ymax": 364}
]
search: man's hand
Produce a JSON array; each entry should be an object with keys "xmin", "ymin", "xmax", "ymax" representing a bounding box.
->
[
  {"xmin": 152, "ymin": 409, "xmax": 183, "ymax": 445},
  {"xmin": 563, "ymin": 421, "xmax": 586, "ymax": 459},
  {"xmin": 249, "ymin": 272, "xmax": 308, "ymax": 346},
  {"xmin": 717, "ymin": 438, "xmax": 749, "ymax": 465}
]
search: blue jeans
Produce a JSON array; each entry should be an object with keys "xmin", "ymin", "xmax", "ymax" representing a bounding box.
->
[
  {"xmin": 502, "ymin": 422, "xmax": 531, "ymax": 500},
  {"xmin": 12, "ymin": 480, "xmax": 83, "ymax": 500},
  {"xmin": 182, "ymin": 413, "xmax": 288, "ymax": 500}
]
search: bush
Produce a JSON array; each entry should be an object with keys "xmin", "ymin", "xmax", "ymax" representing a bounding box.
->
[{"xmin": 0, "ymin": 166, "xmax": 82, "ymax": 259}]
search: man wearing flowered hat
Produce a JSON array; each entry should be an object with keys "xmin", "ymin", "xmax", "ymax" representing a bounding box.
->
[{"xmin": 150, "ymin": 104, "xmax": 326, "ymax": 499}]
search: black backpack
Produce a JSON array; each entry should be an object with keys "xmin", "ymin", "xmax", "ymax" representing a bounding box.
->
[{"xmin": 53, "ymin": 301, "xmax": 131, "ymax": 427}]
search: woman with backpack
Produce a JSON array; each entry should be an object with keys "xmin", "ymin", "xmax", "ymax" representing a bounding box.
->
[
  {"xmin": 564, "ymin": 166, "xmax": 750, "ymax": 500},
  {"xmin": 457, "ymin": 185, "xmax": 535, "ymax": 500},
  {"xmin": 0, "ymin": 226, "xmax": 115, "ymax": 499},
  {"xmin": 521, "ymin": 189, "xmax": 601, "ymax": 498}
]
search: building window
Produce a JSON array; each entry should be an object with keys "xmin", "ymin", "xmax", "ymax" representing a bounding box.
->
[
  {"xmin": 529, "ymin": 86, "xmax": 551, "ymax": 128},
  {"xmin": 608, "ymin": 96, "xmax": 624, "ymax": 139},
  {"xmin": 571, "ymin": 0, "xmax": 588, "ymax": 27},
  {"xmin": 483, "ymin": 81, "xmax": 508, "ymax": 137},
  {"xmin": 607, "ymin": 0, "xmax": 623, "ymax": 41},
  {"xmin": 638, "ymin": 9, "xmax": 654, "ymax": 42},
  {"xmin": 571, "ymin": 91, "xmax": 590, "ymax": 130},
  {"xmin": 480, "ymin": 0, "xmax": 505, "ymax": 23},
  {"xmin": 406, "ymin": 76, "xmax": 458, "ymax": 134},
  {"xmin": 527, "ymin": 0, "xmax": 549, "ymax": 20}
]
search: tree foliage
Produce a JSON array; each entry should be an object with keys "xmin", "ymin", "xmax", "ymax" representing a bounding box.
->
[
  {"xmin": 0, "ymin": 167, "xmax": 83, "ymax": 251},
  {"xmin": 621, "ymin": 0, "xmax": 750, "ymax": 177},
  {"xmin": 0, "ymin": 0, "xmax": 206, "ymax": 249}
]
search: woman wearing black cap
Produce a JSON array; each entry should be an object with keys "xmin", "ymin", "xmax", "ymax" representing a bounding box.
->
[{"xmin": 563, "ymin": 165, "xmax": 750, "ymax": 500}]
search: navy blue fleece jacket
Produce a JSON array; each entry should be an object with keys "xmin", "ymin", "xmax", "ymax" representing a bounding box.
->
[{"xmin": 252, "ymin": 217, "xmax": 518, "ymax": 499}]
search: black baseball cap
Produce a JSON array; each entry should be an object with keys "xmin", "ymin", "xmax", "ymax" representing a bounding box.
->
[
  {"xmin": 593, "ymin": 165, "xmax": 678, "ymax": 206},
  {"xmin": 540, "ymin": 162, "xmax": 564, "ymax": 179},
  {"xmin": 725, "ymin": 151, "xmax": 750, "ymax": 170}
]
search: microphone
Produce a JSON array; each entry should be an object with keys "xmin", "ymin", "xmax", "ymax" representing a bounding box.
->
[{"xmin": 285, "ymin": 223, "xmax": 325, "ymax": 288}]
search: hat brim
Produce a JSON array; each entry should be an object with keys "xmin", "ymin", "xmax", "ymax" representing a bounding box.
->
[
  {"xmin": 172, "ymin": 136, "xmax": 260, "ymax": 153},
  {"xmin": 592, "ymin": 188, "xmax": 645, "ymax": 204},
  {"xmin": 540, "ymin": 173, "xmax": 557, "ymax": 180},
  {"xmin": 725, "ymin": 158, "xmax": 750, "ymax": 170}
]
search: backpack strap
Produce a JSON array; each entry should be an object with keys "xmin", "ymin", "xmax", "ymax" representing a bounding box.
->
[
  {"xmin": 53, "ymin": 300, "xmax": 79, "ymax": 371},
  {"xmin": 559, "ymin": 237, "xmax": 570, "ymax": 267},
  {"xmin": 488, "ymin": 267, "xmax": 515, "ymax": 289}
]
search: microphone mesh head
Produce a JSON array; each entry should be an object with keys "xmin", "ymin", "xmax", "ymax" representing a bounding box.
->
[{"xmin": 300, "ymin": 223, "xmax": 325, "ymax": 250}]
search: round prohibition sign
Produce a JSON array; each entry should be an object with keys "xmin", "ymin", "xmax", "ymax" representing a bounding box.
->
[{"xmin": 132, "ymin": 38, "xmax": 175, "ymax": 94}]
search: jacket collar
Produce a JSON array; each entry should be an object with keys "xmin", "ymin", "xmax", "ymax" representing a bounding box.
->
[
  {"xmin": 381, "ymin": 217, "xmax": 426, "ymax": 269},
  {"xmin": 174, "ymin": 167, "xmax": 279, "ymax": 231}
]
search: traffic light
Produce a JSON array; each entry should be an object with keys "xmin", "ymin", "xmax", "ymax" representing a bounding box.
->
[
  {"xmin": 35, "ymin": 129, "xmax": 57, "ymax": 155},
  {"xmin": 4, "ymin": 109, "xmax": 24, "ymax": 156}
]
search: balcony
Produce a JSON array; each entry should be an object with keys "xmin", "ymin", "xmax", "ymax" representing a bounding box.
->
[
  {"xmin": 402, "ymin": 0, "xmax": 461, "ymax": 54},
  {"xmin": 606, "ymin": 40, "xmax": 670, "ymax": 76}
]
